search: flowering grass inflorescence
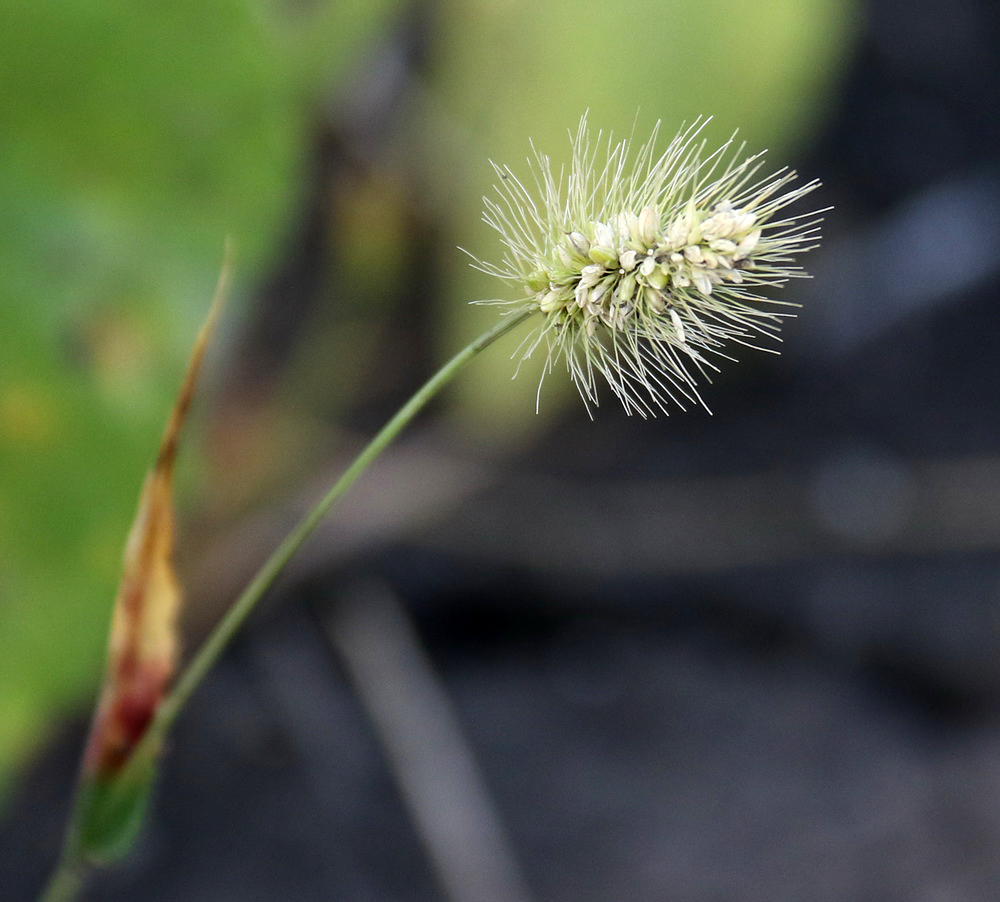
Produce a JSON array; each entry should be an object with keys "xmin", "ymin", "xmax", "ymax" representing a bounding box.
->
[{"xmin": 469, "ymin": 115, "xmax": 822, "ymax": 416}]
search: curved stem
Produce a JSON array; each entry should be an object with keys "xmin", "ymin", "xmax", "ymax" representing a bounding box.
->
[
  {"xmin": 39, "ymin": 308, "xmax": 533, "ymax": 902},
  {"xmin": 134, "ymin": 308, "xmax": 534, "ymax": 763}
]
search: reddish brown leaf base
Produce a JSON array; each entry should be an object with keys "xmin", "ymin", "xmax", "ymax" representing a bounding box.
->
[{"xmin": 82, "ymin": 261, "xmax": 228, "ymax": 779}]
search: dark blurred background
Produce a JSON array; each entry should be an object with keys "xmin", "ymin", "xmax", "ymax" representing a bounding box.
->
[{"xmin": 4, "ymin": 0, "xmax": 1000, "ymax": 899}]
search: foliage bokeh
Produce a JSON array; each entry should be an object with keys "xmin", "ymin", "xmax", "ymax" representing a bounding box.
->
[{"xmin": 0, "ymin": 0, "xmax": 856, "ymax": 801}]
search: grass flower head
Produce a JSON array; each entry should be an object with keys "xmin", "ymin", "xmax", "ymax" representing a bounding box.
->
[{"xmin": 470, "ymin": 115, "xmax": 822, "ymax": 415}]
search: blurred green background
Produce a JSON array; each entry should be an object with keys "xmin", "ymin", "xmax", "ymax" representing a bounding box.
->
[{"xmin": 0, "ymin": 0, "xmax": 856, "ymax": 802}]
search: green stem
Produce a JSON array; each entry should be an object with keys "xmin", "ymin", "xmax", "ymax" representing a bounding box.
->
[
  {"xmin": 38, "ymin": 308, "xmax": 533, "ymax": 902},
  {"xmin": 126, "ymin": 307, "xmax": 534, "ymax": 779},
  {"xmin": 42, "ymin": 308, "xmax": 534, "ymax": 902},
  {"xmin": 38, "ymin": 852, "xmax": 88, "ymax": 902}
]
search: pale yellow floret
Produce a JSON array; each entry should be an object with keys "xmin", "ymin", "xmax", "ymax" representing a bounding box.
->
[{"xmin": 470, "ymin": 114, "xmax": 822, "ymax": 415}]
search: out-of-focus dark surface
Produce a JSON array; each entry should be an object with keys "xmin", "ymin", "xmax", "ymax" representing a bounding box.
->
[{"xmin": 7, "ymin": 0, "xmax": 1000, "ymax": 899}]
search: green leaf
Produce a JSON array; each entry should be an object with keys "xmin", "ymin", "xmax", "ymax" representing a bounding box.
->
[{"xmin": 72, "ymin": 753, "xmax": 159, "ymax": 865}]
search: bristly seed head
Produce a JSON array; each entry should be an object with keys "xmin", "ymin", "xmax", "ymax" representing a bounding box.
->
[{"xmin": 466, "ymin": 113, "xmax": 823, "ymax": 417}]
